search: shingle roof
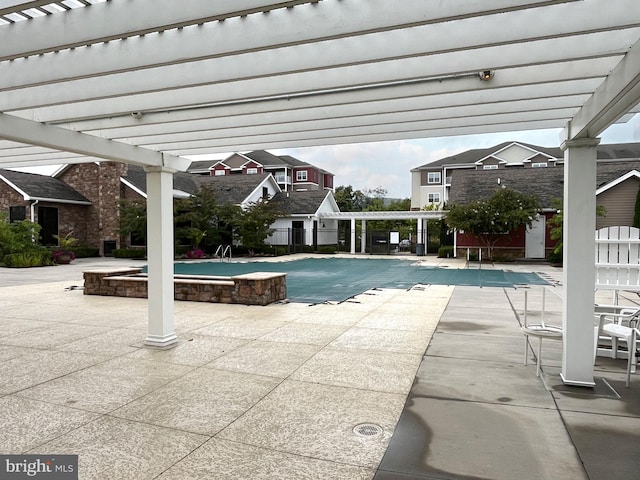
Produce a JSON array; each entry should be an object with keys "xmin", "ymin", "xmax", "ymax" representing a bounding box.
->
[
  {"xmin": 596, "ymin": 143, "xmax": 640, "ymax": 160},
  {"xmin": 0, "ymin": 169, "xmax": 91, "ymax": 204},
  {"xmin": 193, "ymin": 173, "xmax": 272, "ymax": 205},
  {"xmin": 187, "ymin": 159, "xmax": 219, "ymax": 173},
  {"xmin": 244, "ymin": 150, "xmax": 297, "ymax": 167},
  {"xmin": 270, "ymin": 190, "xmax": 332, "ymax": 215},
  {"xmin": 412, "ymin": 142, "xmax": 563, "ymax": 170},
  {"xmin": 413, "ymin": 142, "xmax": 640, "ymax": 171},
  {"xmin": 123, "ymin": 165, "xmax": 199, "ymax": 196},
  {"xmin": 448, "ymin": 159, "xmax": 640, "ymax": 208},
  {"xmin": 448, "ymin": 167, "xmax": 564, "ymax": 208}
]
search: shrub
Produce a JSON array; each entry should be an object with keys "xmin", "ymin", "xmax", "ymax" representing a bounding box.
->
[
  {"xmin": 437, "ymin": 246, "xmax": 454, "ymax": 258},
  {"xmin": 3, "ymin": 250, "xmax": 54, "ymax": 268},
  {"xmin": 113, "ymin": 248, "xmax": 146, "ymax": 259},
  {"xmin": 316, "ymin": 245, "xmax": 337, "ymax": 254},
  {"xmin": 273, "ymin": 246, "xmax": 289, "ymax": 256},
  {"xmin": 547, "ymin": 250, "xmax": 563, "ymax": 265},
  {"xmin": 71, "ymin": 246, "xmax": 100, "ymax": 258}
]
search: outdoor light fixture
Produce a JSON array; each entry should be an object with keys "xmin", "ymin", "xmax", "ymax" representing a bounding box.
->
[{"xmin": 479, "ymin": 70, "xmax": 494, "ymax": 81}]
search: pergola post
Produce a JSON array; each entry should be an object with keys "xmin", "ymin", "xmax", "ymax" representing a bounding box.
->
[
  {"xmin": 143, "ymin": 166, "xmax": 178, "ymax": 348},
  {"xmin": 350, "ymin": 218, "xmax": 356, "ymax": 255},
  {"xmin": 361, "ymin": 220, "xmax": 367, "ymax": 254},
  {"xmin": 560, "ymin": 137, "xmax": 600, "ymax": 386}
]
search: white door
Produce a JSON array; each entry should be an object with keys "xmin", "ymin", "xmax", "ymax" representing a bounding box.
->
[{"xmin": 525, "ymin": 216, "xmax": 546, "ymax": 258}]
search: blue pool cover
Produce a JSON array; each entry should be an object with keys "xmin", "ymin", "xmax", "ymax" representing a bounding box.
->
[{"xmin": 158, "ymin": 258, "xmax": 549, "ymax": 304}]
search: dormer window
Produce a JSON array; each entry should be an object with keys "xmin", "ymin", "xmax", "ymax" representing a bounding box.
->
[{"xmin": 246, "ymin": 167, "xmax": 258, "ymax": 174}]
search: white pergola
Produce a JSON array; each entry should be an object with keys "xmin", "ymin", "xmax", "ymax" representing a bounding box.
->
[{"xmin": 1, "ymin": 0, "xmax": 639, "ymax": 386}]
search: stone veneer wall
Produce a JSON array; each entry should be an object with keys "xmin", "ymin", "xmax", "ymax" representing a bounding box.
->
[
  {"xmin": 59, "ymin": 162, "xmax": 128, "ymax": 254},
  {"xmin": 84, "ymin": 268, "xmax": 287, "ymax": 306}
]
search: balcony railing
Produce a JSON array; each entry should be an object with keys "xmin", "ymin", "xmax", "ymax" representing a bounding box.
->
[{"xmin": 275, "ymin": 174, "xmax": 292, "ymax": 184}]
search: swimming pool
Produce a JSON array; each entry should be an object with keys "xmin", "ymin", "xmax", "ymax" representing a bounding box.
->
[{"xmin": 163, "ymin": 258, "xmax": 549, "ymax": 304}]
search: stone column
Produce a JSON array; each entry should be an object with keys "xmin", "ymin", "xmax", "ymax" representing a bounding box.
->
[
  {"xmin": 560, "ymin": 138, "xmax": 600, "ymax": 386},
  {"xmin": 144, "ymin": 166, "xmax": 177, "ymax": 348},
  {"xmin": 361, "ymin": 220, "xmax": 367, "ymax": 254}
]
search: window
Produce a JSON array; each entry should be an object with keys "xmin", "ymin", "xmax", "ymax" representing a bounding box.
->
[
  {"xmin": 428, "ymin": 193, "xmax": 440, "ymax": 203},
  {"xmin": 427, "ymin": 172, "xmax": 441, "ymax": 184},
  {"xmin": 9, "ymin": 206, "xmax": 26, "ymax": 222},
  {"xmin": 214, "ymin": 169, "xmax": 226, "ymax": 176},
  {"xmin": 262, "ymin": 187, "xmax": 269, "ymax": 200},
  {"xmin": 246, "ymin": 167, "xmax": 258, "ymax": 174},
  {"xmin": 531, "ymin": 162, "xmax": 547, "ymax": 168},
  {"xmin": 296, "ymin": 170, "xmax": 308, "ymax": 181},
  {"xmin": 483, "ymin": 164, "xmax": 499, "ymax": 170}
]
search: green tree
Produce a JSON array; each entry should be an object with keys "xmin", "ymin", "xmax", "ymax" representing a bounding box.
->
[
  {"xmin": 446, "ymin": 187, "xmax": 539, "ymax": 260},
  {"xmin": 117, "ymin": 200, "xmax": 148, "ymax": 244},
  {"xmin": 548, "ymin": 198, "xmax": 606, "ymax": 260},
  {"xmin": 234, "ymin": 200, "xmax": 284, "ymax": 254},
  {"xmin": 633, "ymin": 185, "xmax": 640, "ymax": 228},
  {"xmin": 174, "ymin": 185, "xmax": 236, "ymax": 251}
]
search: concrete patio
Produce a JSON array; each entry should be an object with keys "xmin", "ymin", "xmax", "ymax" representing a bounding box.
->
[{"xmin": 1, "ymin": 255, "xmax": 639, "ymax": 479}]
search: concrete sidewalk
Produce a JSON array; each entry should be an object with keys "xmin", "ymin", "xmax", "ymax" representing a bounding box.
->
[
  {"xmin": 376, "ymin": 264, "xmax": 640, "ymax": 480},
  {"xmin": 1, "ymin": 257, "xmax": 639, "ymax": 479}
]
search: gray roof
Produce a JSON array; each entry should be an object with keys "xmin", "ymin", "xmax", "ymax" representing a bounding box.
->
[
  {"xmin": 413, "ymin": 142, "xmax": 640, "ymax": 171},
  {"xmin": 448, "ymin": 159, "xmax": 640, "ymax": 208},
  {"xmin": 193, "ymin": 173, "xmax": 272, "ymax": 205},
  {"xmin": 123, "ymin": 165, "xmax": 199, "ymax": 196},
  {"xmin": 412, "ymin": 142, "xmax": 564, "ymax": 170},
  {"xmin": 244, "ymin": 150, "xmax": 307, "ymax": 168},
  {"xmin": 124, "ymin": 166, "xmax": 273, "ymax": 205},
  {"xmin": 187, "ymin": 159, "xmax": 219, "ymax": 173},
  {"xmin": 448, "ymin": 167, "xmax": 564, "ymax": 208},
  {"xmin": 270, "ymin": 190, "xmax": 332, "ymax": 215},
  {"xmin": 0, "ymin": 169, "xmax": 91, "ymax": 204}
]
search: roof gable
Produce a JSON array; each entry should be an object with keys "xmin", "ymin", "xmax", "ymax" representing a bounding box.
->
[
  {"xmin": 596, "ymin": 169, "xmax": 640, "ymax": 195},
  {"xmin": 0, "ymin": 169, "xmax": 91, "ymax": 205},
  {"xmin": 271, "ymin": 190, "xmax": 337, "ymax": 215}
]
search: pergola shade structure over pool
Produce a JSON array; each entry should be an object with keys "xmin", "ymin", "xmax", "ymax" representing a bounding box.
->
[{"xmin": 1, "ymin": 0, "xmax": 639, "ymax": 386}]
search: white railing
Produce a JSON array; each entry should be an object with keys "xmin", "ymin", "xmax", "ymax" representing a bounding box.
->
[{"xmin": 595, "ymin": 226, "xmax": 640, "ymax": 300}]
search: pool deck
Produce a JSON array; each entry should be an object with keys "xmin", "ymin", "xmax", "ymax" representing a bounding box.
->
[{"xmin": 1, "ymin": 254, "xmax": 639, "ymax": 479}]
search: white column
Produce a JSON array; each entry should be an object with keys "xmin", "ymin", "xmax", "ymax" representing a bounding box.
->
[
  {"xmin": 144, "ymin": 166, "xmax": 178, "ymax": 348},
  {"xmin": 560, "ymin": 138, "xmax": 599, "ymax": 386},
  {"xmin": 361, "ymin": 220, "xmax": 367, "ymax": 253},
  {"xmin": 350, "ymin": 218, "xmax": 356, "ymax": 254}
]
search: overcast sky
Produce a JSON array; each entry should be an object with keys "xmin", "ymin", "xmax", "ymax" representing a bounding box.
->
[{"xmin": 13, "ymin": 115, "xmax": 640, "ymax": 200}]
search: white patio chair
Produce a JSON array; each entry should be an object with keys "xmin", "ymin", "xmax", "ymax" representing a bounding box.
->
[{"xmin": 595, "ymin": 304, "xmax": 640, "ymax": 387}]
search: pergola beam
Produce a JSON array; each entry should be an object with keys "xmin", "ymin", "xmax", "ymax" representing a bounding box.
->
[
  {"xmin": 0, "ymin": 113, "xmax": 190, "ymax": 170},
  {"xmin": 3, "ymin": 28, "xmax": 636, "ymax": 113},
  {"xmin": 0, "ymin": 0, "xmax": 316, "ymax": 60},
  {"xmin": 0, "ymin": 0, "xmax": 580, "ymax": 61},
  {"xmin": 564, "ymin": 37, "xmax": 640, "ymax": 141},
  {"xmin": 2, "ymin": 0, "xmax": 630, "ymax": 91},
  {"xmin": 125, "ymin": 106, "xmax": 579, "ymax": 148},
  {"xmin": 157, "ymin": 120, "xmax": 564, "ymax": 156}
]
